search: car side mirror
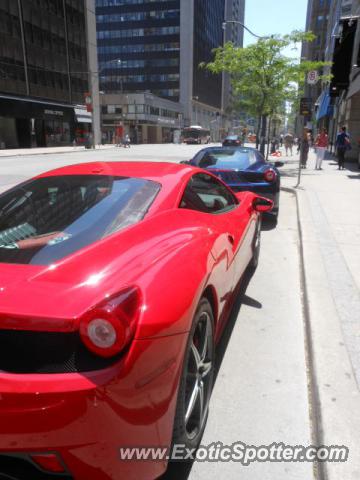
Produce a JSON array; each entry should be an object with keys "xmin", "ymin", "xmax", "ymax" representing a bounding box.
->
[
  {"xmin": 252, "ymin": 197, "xmax": 273, "ymax": 213},
  {"xmin": 274, "ymin": 161, "xmax": 284, "ymax": 168}
]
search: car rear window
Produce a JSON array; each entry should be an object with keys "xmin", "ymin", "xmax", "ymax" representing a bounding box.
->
[
  {"xmin": 0, "ymin": 175, "xmax": 160, "ymax": 265},
  {"xmin": 198, "ymin": 150, "xmax": 252, "ymax": 170}
]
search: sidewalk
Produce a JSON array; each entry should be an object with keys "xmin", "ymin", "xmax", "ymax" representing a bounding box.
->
[
  {"xmin": 0, "ymin": 144, "xmax": 116, "ymax": 158},
  {"xmin": 279, "ymin": 147, "xmax": 360, "ymax": 480}
]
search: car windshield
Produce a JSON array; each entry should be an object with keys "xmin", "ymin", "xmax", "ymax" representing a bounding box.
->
[
  {"xmin": 226, "ymin": 136, "xmax": 238, "ymax": 140},
  {"xmin": 198, "ymin": 149, "xmax": 251, "ymax": 170},
  {"xmin": 0, "ymin": 175, "xmax": 160, "ymax": 265},
  {"xmin": 183, "ymin": 130, "xmax": 200, "ymax": 138}
]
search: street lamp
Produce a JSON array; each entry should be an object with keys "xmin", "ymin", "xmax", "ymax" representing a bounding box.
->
[
  {"xmin": 192, "ymin": 96, "xmax": 199, "ymax": 125},
  {"xmin": 82, "ymin": 58, "xmax": 123, "ymax": 149},
  {"xmin": 99, "ymin": 58, "xmax": 123, "ymax": 93},
  {"xmin": 222, "ymin": 20, "xmax": 269, "ymax": 40}
]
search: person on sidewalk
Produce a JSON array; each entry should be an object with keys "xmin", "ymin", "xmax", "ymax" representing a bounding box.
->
[
  {"xmin": 123, "ymin": 134, "xmax": 131, "ymax": 148},
  {"xmin": 315, "ymin": 127, "xmax": 329, "ymax": 170},
  {"xmin": 300, "ymin": 128, "xmax": 310, "ymax": 168},
  {"xmin": 284, "ymin": 132, "xmax": 294, "ymax": 156},
  {"xmin": 335, "ymin": 126, "xmax": 350, "ymax": 170}
]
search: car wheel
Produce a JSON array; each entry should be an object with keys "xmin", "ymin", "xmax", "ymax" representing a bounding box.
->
[
  {"xmin": 172, "ymin": 298, "xmax": 215, "ymax": 451},
  {"xmin": 249, "ymin": 219, "xmax": 261, "ymax": 269}
]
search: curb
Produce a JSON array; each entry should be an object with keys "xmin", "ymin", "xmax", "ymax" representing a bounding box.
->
[
  {"xmin": 283, "ymin": 185, "xmax": 325, "ymax": 480},
  {"xmin": 0, "ymin": 146, "xmax": 117, "ymax": 159}
]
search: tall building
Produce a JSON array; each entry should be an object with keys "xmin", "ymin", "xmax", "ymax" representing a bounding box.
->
[
  {"xmin": 96, "ymin": 0, "xmax": 245, "ymax": 143},
  {"xmin": 0, "ymin": 0, "xmax": 99, "ymax": 149},
  {"xmin": 330, "ymin": 0, "xmax": 360, "ymax": 152},
  {"xmin": 222, "ymin": 0, "xmax": 245, "ymax": 113},
  {"xmin": 302, "ymin": 0, "xmax": 360, "ymax": 153},
  {"xmin": 302, "ymin": 0, "xmax": 332, "ymax": 107}
]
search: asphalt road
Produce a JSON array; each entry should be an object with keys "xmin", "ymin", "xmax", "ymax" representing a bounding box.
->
[
  {"xmin": 0, "ymin": 145, "xmax": 313, "ymax": 479},
  {"xmin": 0, "ymin": 144, "xmax": 204, "ymax": 192}
]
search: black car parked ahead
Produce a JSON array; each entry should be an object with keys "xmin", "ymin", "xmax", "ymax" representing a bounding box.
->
[{"xmin": 189, "ymin": 146, "xmax": 283, "ymax": 219}]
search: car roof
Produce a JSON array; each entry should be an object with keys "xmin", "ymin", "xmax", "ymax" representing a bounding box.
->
[
  {"xmin": 35, "ymin": 162, "xmax": 204, "ymax": 213},
  {"xmin": 37, "ymin": 161, "xmax": 194, "ymax": 184},
  {"xmin": 196, "ymin": 146, "xmax": 258, "ymax": 154}
]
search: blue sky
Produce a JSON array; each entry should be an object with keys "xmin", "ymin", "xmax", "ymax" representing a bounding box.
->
[{"xmin": 243, "ymin": 0, "xmax": 308, "ymax": 58}]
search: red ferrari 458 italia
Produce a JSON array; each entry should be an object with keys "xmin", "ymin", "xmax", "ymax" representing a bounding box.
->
[{"xmin": 0, "ymin": 162, "xmax": 272, "ymax": 480}]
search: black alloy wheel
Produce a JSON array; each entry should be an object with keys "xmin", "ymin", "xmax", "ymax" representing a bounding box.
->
[
  {"xmin": 172, "ymin": 298, "xmax": 215, "ymax": 450},
  {"xmin": 249, "ymin": 218, "xmax": 262, "ymax": 269}
]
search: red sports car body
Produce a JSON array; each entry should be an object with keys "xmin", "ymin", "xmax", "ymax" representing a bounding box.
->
[{"xmin": 0, "ymin": 162, "xmax": 272, "ymax": 480}]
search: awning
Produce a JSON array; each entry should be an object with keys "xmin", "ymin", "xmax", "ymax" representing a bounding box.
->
[
  {"xmin": 316, "ymin": 89, "xmax": 331, "ymax": 120},
  {"xmin": 0, "ymin": 94, "xmax": 75, "ymax": 120},
  {"xmin": 74, "ymin": 107, "xmax": 92, "ymax": 124},
  {"xmin": 329, "ymin": 17, "xmax": 357, "ymax": 96},
  {"xmin": 347, "ymin": 70, "xmax": 360, "ymax": 98}
]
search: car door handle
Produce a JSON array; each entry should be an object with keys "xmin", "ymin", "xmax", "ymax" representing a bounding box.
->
[{"xmin": 228, "ymin": 234, "xmax": 234, "ymax": 245}]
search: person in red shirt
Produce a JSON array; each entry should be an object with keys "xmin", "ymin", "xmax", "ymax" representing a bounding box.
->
[{"xmin": 315, "ymin": 127, "xmax": 329, "ymax": 170}]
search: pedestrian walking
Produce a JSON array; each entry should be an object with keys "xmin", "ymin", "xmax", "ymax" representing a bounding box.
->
[
  {"xmin": 314, "ymin": 127, "xmax": 329, "ymax": 170},
  {"xmin": 308, "ymin": 130, "xmax": 314, "ymax": 148},
  {"xmin": 300, "ymin": 128, "xmax": 310, "ymax": 169},
  {"xmin": 335, "ymin": 126, "xmax": 350, "ymax": 170},
  {"xmin": 283, "ymin": 132, "xmax": 294, "ymax": 156},
  {"xmin": 123, "ymin": 134, "xmax": 131, "ymax": 148}
]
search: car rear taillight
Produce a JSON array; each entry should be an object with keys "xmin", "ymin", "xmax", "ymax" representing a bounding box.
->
[
  {"xmin": 264, "ymin": 169, "xmax": 276, "ymax": 183},
  {"xmin": 80, "ymin": 287, "xmax": 141, "ymax": 358},
  {"xmin": 30, "ymin": 453, "xmax": 65, "ymax": 473}
]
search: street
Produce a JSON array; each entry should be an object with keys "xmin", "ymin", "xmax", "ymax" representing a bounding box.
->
[
  {"xmin": 3, "ymin": 144, "xmax": 358, "ymax": 479},
  {"xmin": 0, "ymin": 145, "xmax": 359, "ymax": 479},
  {"xmin": 2, "ymin": 0, "xmax": 360, "ymax": 478}
]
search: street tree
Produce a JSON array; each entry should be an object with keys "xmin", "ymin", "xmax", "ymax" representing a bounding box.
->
[{"xmin": 201, "ymin": 31, "xmax": 331, "ymax": 154}]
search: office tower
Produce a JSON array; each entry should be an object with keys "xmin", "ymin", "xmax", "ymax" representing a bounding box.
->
[
  {"xmin": 222, "ymin": 0, "xmax": 245, "ymax": 112},
  {"xmin": 96, "ymin": 0, "xmax": 245, "ymax": 142},
  {"xmin": 0, "ymin": 0, "xmax": 99, "ymax": 148}
]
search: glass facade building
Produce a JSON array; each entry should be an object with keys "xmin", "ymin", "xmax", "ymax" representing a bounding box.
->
[
  {"xmin": 96, "ymin": 0, "xmax": 181, "ymax": 101},
  {"xmin": 96, "ymin": 0, "xmax": 245, "ymax": 142},
  {"xmin": 193, "ymin": 0, "xmax": 223, "ymax": 109},
  {"xmin": 0, "ymin": 0, "xmax": 93, "ymax": 148}
]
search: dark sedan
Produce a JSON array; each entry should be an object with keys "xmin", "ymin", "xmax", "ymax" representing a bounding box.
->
[
  {"xmin": 188, "ymin": 146, "xmax": 283, "ymax": 218},
  {"xmin": 222, "ymin": 135, "xmax": 242, "ymax": 147}
]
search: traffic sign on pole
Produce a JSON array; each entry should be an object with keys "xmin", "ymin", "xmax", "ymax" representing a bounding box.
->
[
  {"xmin": 300, "ymin": 98, "xmax": 312, "ymax": 116},
  {"xmin": 307, "ymin": 70, "xmax": 319, "ymax": 85},
  {"xmin": 84, "ymin": 92, "xmax": 93, "ymax": 112}
]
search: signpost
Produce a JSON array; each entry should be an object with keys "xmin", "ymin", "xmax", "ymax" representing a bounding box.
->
[
  {"xmin": 300, "ymin": 97, "xmax": 312, "ymax": 116},
  {"xmin": 307, "ymin": 70, "xmax": 319, "ymax": 85},
  {"xmin": 296, "ymin": 97, "xmax": 313, "ymax": 188},
  {"xmin": 84, "ymin": 93, "xmax": 93, "ymax": 112},
  {"xmin": 84, "ymin": 92, "xmax": 94, "ymax": 148}
]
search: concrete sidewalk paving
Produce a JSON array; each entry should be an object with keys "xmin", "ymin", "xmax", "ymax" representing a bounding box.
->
[{"xmin": 279, "ymin": 147, "xmax": 360, "ymax": 480}]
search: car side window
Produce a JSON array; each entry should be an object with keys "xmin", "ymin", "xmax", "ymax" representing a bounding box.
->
[
  {"xmin": 249, "ymin": 152, "xmax": 257, "ymax": 165},
  {"xmin": 180, "ymin": 173, "xmax": 237, "ymax": 214},
  {"xmin": 191, "ymin": 151, "xmax": 205, "ymax": 165},
  {"xmin": 255, "ymin": 151, "xmax": 265, "ymax": 163}
]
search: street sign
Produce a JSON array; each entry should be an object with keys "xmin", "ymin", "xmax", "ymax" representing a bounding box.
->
[
  {"xmin": 84, "ymin": 92, "xmax": 93, "ymax": 112},
  {"xmin": 307, "ymin": 70, "xmax": 319, "ymax": 85},
  {"xmin": 300, "ymin": 97, "xmax": 312, "ymax": 116}
]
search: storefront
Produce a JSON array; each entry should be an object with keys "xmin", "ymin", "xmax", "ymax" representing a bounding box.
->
[
  {"xmin": 74, "ymin": 107, "xmax": 92, "ymax": 146},
  {"xmin": 100, "ymin": 93, "xmax": 183, "ymax": 144},
  {"xmin": 0, "ymin": 95, "xmax": 78, "ymax": 148}
]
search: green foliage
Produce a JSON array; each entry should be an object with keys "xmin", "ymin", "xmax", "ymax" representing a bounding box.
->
[{"xmin": 200, "ymin": 30, "xmax": 331, "ymax": 120}]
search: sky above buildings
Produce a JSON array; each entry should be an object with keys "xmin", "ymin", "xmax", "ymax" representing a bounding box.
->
[{"xmin": 243, "ymin": 0, "xmax": 308, "ymax": 58}]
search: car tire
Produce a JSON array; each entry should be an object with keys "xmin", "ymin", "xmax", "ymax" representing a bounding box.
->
[
  {"xmin": 249, "ymin": 218, "xmax": 261, "ymax": 270},
  {"xmin": 171, "ymin": 298, "xmax": 215, "ymax": 453}
]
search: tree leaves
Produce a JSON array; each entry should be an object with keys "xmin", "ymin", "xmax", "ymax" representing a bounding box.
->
[{"xmin": 200, "ymin": 31, "xmax": 332, "ymax": 119}]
